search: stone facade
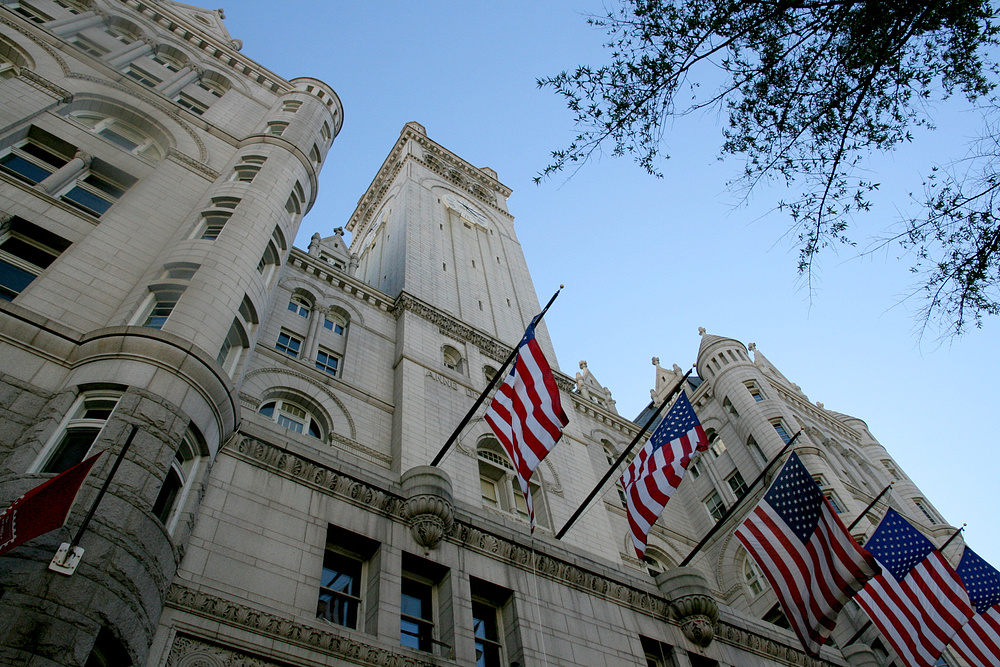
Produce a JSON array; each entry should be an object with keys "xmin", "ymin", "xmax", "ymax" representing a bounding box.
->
[{"xmin": 0, "ymin": 2, "xmax": 966, "ymax": 667}]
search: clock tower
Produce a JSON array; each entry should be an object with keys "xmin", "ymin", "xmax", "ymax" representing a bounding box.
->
[{"xmin": 344, "ymin": 122, "xmax": 561, "ymax": 470}]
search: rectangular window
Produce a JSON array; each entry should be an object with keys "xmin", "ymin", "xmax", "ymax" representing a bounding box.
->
[
  {"xmin": 401, "ymin": 577, "xmax": 434, "ymax": 652},
  {"xmin": 824, "ymin": 490, "xmax": 844, "ymax": 514},
  {"xmin": 266, "ymin": 121, "xmax": 289, "ymax": 136},
  {"xmin": 71, "ymin": 36, "xmax": 109, "ymax": 57},
  {"xmin": 727, "ymin": 471, "xmax": 748, "ymax": 499},
  {"xmin": 40, "ymin": 392, "xmax": 120, "ymax": 474},
  {"xmin": 324, "ymin": 318, "xmax": 345, "ymax": 334},
  {"xmin": 0, "ymin": 217, "xmax": 70, "ymax": 301},
  {"xmin": 275, "ymin": 330, "xmax": 302, "ymax": 358},
  {"xmin": 914, "ymin": 498, "xmax": 940, "ymax": 524},
  {"xmin": 400, "ymin": 553, "xmax": 450, "ymax": 655},
  {"xmin": 744, "ymin": 380, "xmax": 765, "ymax": 401},
  {"xmin": 175, "ymin": 93, "xmax": 208, "ymax": 115},
  {"xmin": 198, "ymin": 213, "xmax": 230, "ymax": 240},
  {"xmin": 640, "ymin": 637, "xmax": 676, "ymax": 667},
  {"xmin": 61, "ymin": 170, "xmax": 127, "ymax": 217},
  {"xmin": 746, "ymin": 436, "xmax": 766, "ymax": 464},
  {"xmin": 316, "ymin": 349, "xmax": 339, "ymax": 376},
  {"xmin": 705, "ymin": 491, "xmax": 726, "ymax": 522},
  {"xmin": 143, "ymin": 291, "xmax": 180, "ymax": 329},
  {"xmin": 0, "ymin": 131, "xmax": 71, "ymax": 185},
  {"xmin": 316, "ymin": 525, "xmax": 379, "ymax": 631},
  {"xmin": 125, "ymin": 65, "xmax": 160, "ymax": 88},
  {"xmin": 470, "ymin": 578, "xmax": 517, "ymax": 667},
  {"xmin": 771, "ymin": 420, "xmax": 791, "ymax": 444},
  {"xmin": 10, "ymin": 2, "xmax": 52, "ymax": 23},
  {"xmin": 881, "ymin": 459, "xmax": 903, "ymax": 481}
]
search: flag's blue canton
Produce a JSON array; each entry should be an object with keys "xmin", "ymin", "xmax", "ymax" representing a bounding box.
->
[
  {"xmin": 649, "ymin": 393, "xmax": 700, "ymax": 453},
  {"xmin": 864, "ymin": 509, "xmax": 934, "ymax": 582},
  {"xmin": 762, "ymin": 452, "xmax": 823, "ymax": 544},
  {"xmin": 957, "ymin": 547, "xmax": 1000, "ymax": 613}
]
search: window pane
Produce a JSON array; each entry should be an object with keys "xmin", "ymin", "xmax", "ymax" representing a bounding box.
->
[
  {"xmin": 317, "ymin": 551, "xmax": 361, "ymax": 628},
  {"xmin": 0, "ymin": 153, "xmax": 53, "ymax": 184},
  {"xmin": 43, "ymin": 428, "xmax": 99, "ymax": 474},
  {"xmin": 276, "ymin": 414, "xmax": 304, "ymax": 433},
  {"xmin": 62, "ymin": 185, "xmax": 113, "ymax": 216},
  {"xmin": 0, "ymin": 258, "xmax": 36, "ymax": 299},
  {"xmin": 152, "ymin": 468, "xmax": 182, "ymax": 523}
]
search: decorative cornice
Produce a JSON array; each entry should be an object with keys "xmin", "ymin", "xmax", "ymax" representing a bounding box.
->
[
  {"xmin": 393, "ymin": 292, "xmax": 510, "ymax": 364},
  {"xmin": 165, "ymin": 593, "xmax": 437, "ymax": 667},
  {"xmin": 167, "ymin": 147, "xmax": 219, "ymax": 180},
  {"xmin": 17, "ymin": 69, "xmax": 73, "ymax": 101},
  {"xmin": 715, "ymin": 621, "xmax": 837, "ymax": 667},
  {"xmin": 286, "ymin": 252, "xmax": 393, "ymax": 313},
  {"xmin": 220, "ymin": 435, "xmax": 840, "ymax": 666},
  {"xmin": 570, "ymin": 394, "xmax": 640, "ymax": 438}
]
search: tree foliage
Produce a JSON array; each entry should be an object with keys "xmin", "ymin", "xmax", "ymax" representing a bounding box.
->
[{"xmin": 538, "ymin": 0, "xmax": 1000, "ymax": 337}]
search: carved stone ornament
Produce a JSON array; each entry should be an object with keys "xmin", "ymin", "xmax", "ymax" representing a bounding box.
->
[
  {"xmin": 655, "ymin": 566, "xmax": 719, "ymax": 648},
  {"xmin": 841, "ymin": 644, "xmax": 880, "ymax": 667},
  {"xmin": 401, "ymin": 466, "xmax": 454, "ymax": 550}
]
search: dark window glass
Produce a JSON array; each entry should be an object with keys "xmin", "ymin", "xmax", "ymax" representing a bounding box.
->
[
  {"xmin": 472, "ymin": 601, "xmax": 502, "ymax": 667},
  {"xmin": 152, "ymin": 468, "xmax": 181, "ymax": 523},
  {"xmin": 0, "ymin": 258, "xmax": 35, "ymax": 300},
  {"xmin": 400, "ymin": 578, "xmax": 433, "ymax": 651},
  {"xmin": 317, "ymin": 551, "xmax": 361, "ymax": 628},
  {"xmin": 0, "ymin": 153, "xmax": 54, "ymax": 184},
  {"xmin": 42, "ymin": 428, "xmax": 99, "ymax": 474}
]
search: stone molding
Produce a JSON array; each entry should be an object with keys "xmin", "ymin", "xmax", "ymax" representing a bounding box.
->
[
  {"xmin": 166, "ymin": 147, "xmax": 220, "ymax": 180},
  {"xmin": 287, "ymin": 252, "xmax": 393, "ymax": 312},
  {"xmin": 393, "ymin": 292, "xmax": 510, "ymax": 363},
  {"xmin": 18, "ymin": 69, "xmax": 73, "ymax": 101},
  {"xmin": 243, "ymin": 366, "xmax": 358, "ymax": 440},
  {"xmin": 570, "ymin": 394, "xmax": 640, "ymax": 438},
  {"xmin": 222, "ymin": 435, "xmax": 836, "ymax": 666},
  {"xmin": 164, "ymin": 594, "xmax": 437, "ymax": 667},
  {"xmin": 714, "ymin": 621, "xmax": 836, "ymax": 666}
]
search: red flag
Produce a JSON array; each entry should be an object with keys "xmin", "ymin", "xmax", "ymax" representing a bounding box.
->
[
  {"xmin": 484, "ymin": 320, "xmax": 568, "ymax": 531},
  {"xmin": 735, "ymin": 452, "xmax": 880, "ymax": 657},
  {"xmin": 0, "ymin": 452, "xmax": 102, "ymax": 555}
]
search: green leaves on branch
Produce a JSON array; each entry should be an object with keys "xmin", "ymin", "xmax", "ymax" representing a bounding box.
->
[{"xmin": 538, "ymin": 0, "xmax": 999, "ymax": 336}]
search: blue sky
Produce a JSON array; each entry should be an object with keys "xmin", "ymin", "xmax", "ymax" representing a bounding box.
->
[{"xmin": 224, "ymin": 2, "xmax": 998, "ymax": 566}]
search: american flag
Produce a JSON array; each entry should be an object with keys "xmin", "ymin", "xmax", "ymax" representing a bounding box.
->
[
  {"xmin": 734, "ymin": 452, "xmax": 880, "ymax": 657},
  {"xmin": 484, "ymin": 320, "xmax": 568, "ymax": 532},
  {"xmin": 855, "ymin": 509, "xmax": 974, "ymax": 667},
  {"xmin": 949, "ymin": 547, "xmax": 1000, "ymax": 667},
  {"xmin": 620, "ymin": 391, "xmax": 707, "ymax": 559}
]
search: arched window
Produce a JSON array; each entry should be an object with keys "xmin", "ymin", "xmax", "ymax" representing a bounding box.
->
[
  {"xmin": 643, "ymin": 549, "xmax": 673, "ymax": 578},
  {"xmin": 259, "ymin": 397, "xmax": 323, "ymax": 439},
  {"xmin": 37, "ymin": 389, "xmax": 121, "ymax": 473},
  {"xmin": 742, "ymin": 551, "xmax": 765, "ymax": 596},
  {"xmin": 477, "ymin": 437, "xmax": 548, "ymax": 528},
  {"xmin": 151, "ymin": 427, "xmax": 205, "ymax": 533},
  {"xmin": 442, "ymin": 345, "xmax": 463, "ymax": 373},
  {"xmin": 65, "ymin": 103, "xmax": 169, "ymax": 161},
  {"xmin": 483, "ymin": 365, "xmax": 498, "ymax": 384},
  {"xmin": 324, "ymin": 310, "xmax": 347, "ymax": 335},
  {"xmin": 288, "ymin": 293, "xmax": 311, "ymax": 318}
]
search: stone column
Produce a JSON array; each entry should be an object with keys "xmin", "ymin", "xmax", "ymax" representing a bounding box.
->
[
  {"xmin": 401, "ymin": 466, "xmax": 454, "ymax": 551},
  {"xmin": 105, "ymin": 38, "xmax": 153, "ymax": 68},
  {"xmin": 303, "ymin": 304, "xmax": 324, "ymax": 362},
  {"xmin": 46, "ymin": 11, "xmax": 103, "ymax": 36},
  {"xmin": 36, "ymin": 150, "xmax": 90, "ymax": 195},
  {"xmin": 158, "ymin": 66, "xmax": 201, "ymax": 98},
  {"xmin": 655, "ymin": 567, "xmax": 719, "ymax": 648}
]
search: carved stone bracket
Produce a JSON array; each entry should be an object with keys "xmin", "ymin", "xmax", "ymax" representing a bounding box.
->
[
  {"xmin": 841, "ymin": 644, "xmax": 880, "ymax": 667},
  {"xmin": 655, "ymin": 567, "xmax": 719, "ymax": 648},
  {"xmin": 401, "ymin": 466, "xmax": 454, "ymax": 550}
]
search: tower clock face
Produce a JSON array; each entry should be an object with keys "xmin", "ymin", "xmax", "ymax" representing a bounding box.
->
[{"xmin": 443, "ymin": 194, "xmax": 488, "ymax": 226}]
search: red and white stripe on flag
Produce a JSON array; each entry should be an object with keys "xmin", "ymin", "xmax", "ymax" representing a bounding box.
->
[
  {"xmin": 484, "ymin": 322, "xmax": 567, "ymax": 532},
  {"xmin": 734, "ymin": 453, "xmax": 880, "ymax": 657},
  {"xmin": 855, "ymin": 509, "xmax": 974, "ymax": 667},
  {"xmin": 950, "ymin": 607, "xmax": 1000, "ymax": 667},
  {"xmin": 619, "ymin": 392, "xmax": 706, "ymax": 559}
]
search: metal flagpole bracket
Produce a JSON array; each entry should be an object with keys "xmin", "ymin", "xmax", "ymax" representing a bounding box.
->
[{"xmin": 49, "ymin": 542, "xmax": 84, "ymax": 575}]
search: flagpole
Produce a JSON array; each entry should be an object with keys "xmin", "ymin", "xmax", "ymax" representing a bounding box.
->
[
  {"xmin": 51, "ymin": 424, "xmax": 139, "ymax": 574},
  {"xmin": 940, "ymin": 523, "xmax": 966, "ymax": 552},
  {"xmin": 679, "ymin": 429, "xmax": 803, "ymax": 567},
  {"xmin": 847, "ymin": 482, "xmax": 894, "ymax": 532},
  {"xmin": 554, "ymin": 368, "xmax": 694, "ymax": 541},
  {"xmin": 429, "ymin": 286, "xmax": 563, "ymax": 468}
]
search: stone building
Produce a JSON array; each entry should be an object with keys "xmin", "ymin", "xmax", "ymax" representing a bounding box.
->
[{"xmin": 0, "ymin": 2, "xmax": 965, "ymax": 666}]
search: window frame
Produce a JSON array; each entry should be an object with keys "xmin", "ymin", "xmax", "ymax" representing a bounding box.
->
[
  {"xmin": 35, "ymin": 390, "xmax": 121, "ymax": 474},
  {"xmin": 0, "ymin": 218, "xmax": 68, "ymax": 301},
  {"xmin": 315, "ymin": 348, "xmax": 340, "ymax": 377},
  {"xmin": 275, "ymin": 329, "xmax": 302, "ymax": 358},
  {"xmin": 151, "ymin": 429, "xmax": 203, "ymax": 533},
  {"xmin": 705, "ymin": 490, "xmax": 726, "ymax": 522},
  {"xmin": 258, "ymin": 397, "xmax": 323, "ymax": 439}
]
